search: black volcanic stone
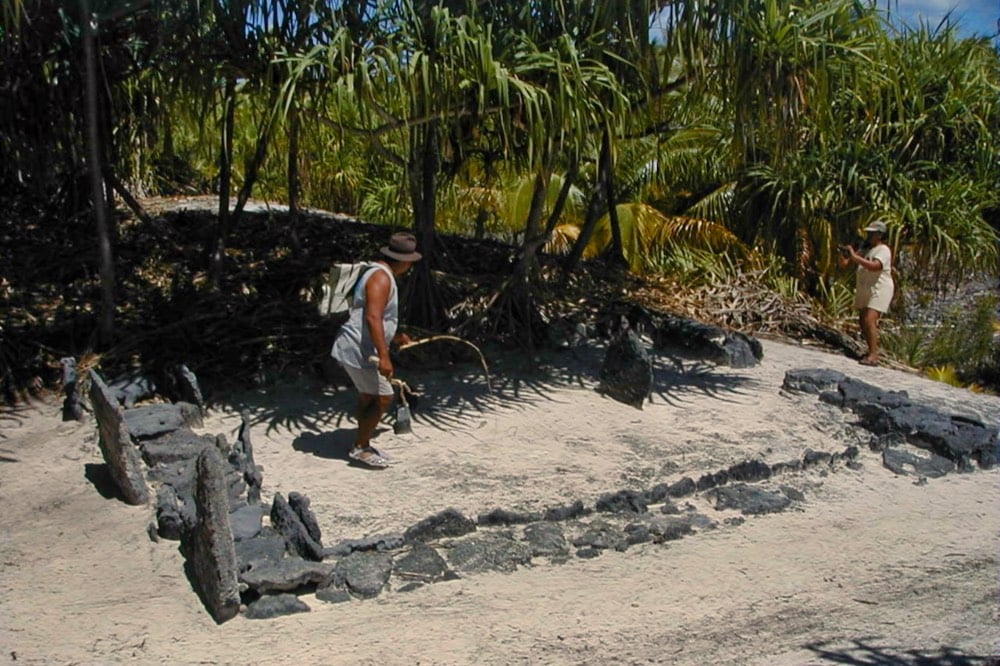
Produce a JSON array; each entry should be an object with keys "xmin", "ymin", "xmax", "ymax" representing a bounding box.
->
[
  {"xmin": 182, "ymin": 445, "xmax": 240, "ymax": 623},
  {"xmin": 88, "ymin": 370, "xmax": 149, "ymax": 505},
  {"xmin": 446, "ymin": 533, "xmax": 533, "ymax": 574},
  {"xmin": 404, "ymin": 508, "xmax": 476, "ymax": 544},
  {"xmin": 659, "ymin": 500, "xmax": 681, "ymax": 515},
  {"xmin": 571, "ymin": 520, "xmax": 628, "ymax": 552},
  {"xmin": 234, "ymin": 531, "xmax": 289, "ymax": 573},
  {"xmin": 393, "ymin": 544, "xmax": 451, "ymax": 582},
  {"xmin": 726, "ymin": 459, "xmax": 772, "ymax": 483},
  {"xmin": 243, "ymin": 593, "xmax": 309, "ymax": 619},
  {"xmin": 477, "ymin": 508, "xmax": 540, "ymax": 526},
  {"xmin": 595, "ymin": 490, "xmax": 648, "ymax": 514},
  {"xmin": 123, "ymin": 403, "xmax": 201, "ymax": 439},
  {"xmin": 782, "ymin": 369, "xmax": 846, "ymax": 395},
  {"xmin": 229, "ymin": 503, "xmax": 264, "ymax": 541},
  {"xmin": 696, "ymin": 470, "xmax": 729, "ymax": 491},
  {"xmin": 647, "ymin": 516, "xmax": 694, "ymax": 541},
  {"xmin": 323, "ymin": 551, "xmax": 394, "ymax": 599},
  {"xmin": 647, "ymin": 483, "xmax": 670, "ymax": 503},
  {"xmin": 599, "ymin": 325, "xmax": 653, "ymax": 409},
  {"xmin": 140, "ymin": 429, "xmax": 214, "ymax": 467},
  {"xmin": 315, "ymin": 587, "xmax": 352, "ymax": 604},
  {"xmin": 270, "ymin": 493, "xmax": 324, "ymax": 561},
  {"xmin": 155, "ymin": 484, "xmax": 185, "ymax": 541},
  {"xmin": 239, "ymin": 558, "xmax": 334, "ymax": 595},
  {"xmin": 624, "ymin": 523, "xmax": 653, "ymax": 545},
  {"xmin": 802, "ymin": 449, "xmax": 832, "ymax": 467},
  {"xmin": 666, "ymin": 477, "xmax": 696, "ymax": 498},
  {"xmin": 522, "ymin": 522, "xmax": 568, "ymax": 559},
  {"xmin": 543, "ymin": 500, "xmax": 590, "ymax": 522},
  {"xmin": 60, "ymin": 357, "xmax": 85, "ymax": 422},
  {"xmin": 325, "ymin": 533, "xmax": 405, "ymax": 558},
  {"xmin": 882, "ymin": 447, "xmax": 955, "ymax": 478},
  {"xmin": 709, "ymin": 484, "xmax": 791, "ymax": 515},
  {"xmin": 769, "ymin": 459, "xmax": 802, "ymax": 475},
  {"xmin": 288, "ymin": 492, "xmax": 322, "ymax": 545}
]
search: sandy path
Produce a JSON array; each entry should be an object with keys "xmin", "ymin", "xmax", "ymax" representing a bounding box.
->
[{"xmin": 0, "ymin": 338, "xmax": 997, "ymax": 664}]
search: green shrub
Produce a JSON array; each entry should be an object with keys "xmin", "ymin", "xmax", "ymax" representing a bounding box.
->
[{"xmin": 922, "ymin": 294, "xmax": 998, "ymax": 374}]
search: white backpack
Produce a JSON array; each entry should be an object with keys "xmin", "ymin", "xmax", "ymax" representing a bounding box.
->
[{"xmin": 317, "ymin": 262, "xmax": 374, "ymax": 316}]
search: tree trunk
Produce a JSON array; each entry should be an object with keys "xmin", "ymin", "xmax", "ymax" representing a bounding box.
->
[
  {"xmin": 106, "ymin": 171, "xmax": 151, "ymax": 223},
  {"xmin": 287, "ymin": 101, "xmax": 302, "ymax": 254},
  {"xmin": 405, "ymin": 121, "xmax": 445, "ymax": 330},
  {"xmin": 519, "ymin": 156, "xmax": 578, "ymax": 270},
  {"xmin": 515, "ymin": 165, "xmax": 553, "ymax": 277},
  {"xmin": 233, "ymin": 86, "xmax": 279, "ymax": 219},
  {"xmin": 563, "ymin": 128, "xmax": 612, "ymax": 277},
  {"xmin": 603, "ymin": 132, "xmax": 627, "ymax": 268},
  {"xmin": 212, "ymin": 77, "xmax": 236, "ymax": 287},
  {"xmin": 82, "ymin": 0, "xmax": 114, "ymax": 345}
]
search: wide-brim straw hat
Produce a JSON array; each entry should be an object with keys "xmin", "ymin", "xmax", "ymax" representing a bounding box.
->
[{"xmin": 380, "ymin": 232, "xmax": 422, "ymax": 262}]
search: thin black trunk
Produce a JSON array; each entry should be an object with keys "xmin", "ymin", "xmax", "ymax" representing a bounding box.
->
[
  {"xmin": 563, "ymin": 128, "xmax": 612, "ymax": 277},
  {"xmin": 515, "ymin": 166, "xmax": 553, "ymax": 276},
  {"xmin": 233, "ymin": 86, "xmax": 279, "ymax": 218},
  {"xmin": 604, "ymin": 137, "xmax": 627, "ymax": 268},
  {"xmin": 287, "ymin": 102, "xmax": 302, "ymax": 254},
  {"xmin": 212, "ymin": 77, "xmax": 237, "ymax": 287},
  {"xmin": 106, "ymin": 171, "xmax": 150, "ymax": 223},
  {"xmin": 406, "ymin": 122, "xmax": 445, "ymax": 330},
  {"xmin": 82, "ymin": 0, "xmax": 114, "ymax": 345}
]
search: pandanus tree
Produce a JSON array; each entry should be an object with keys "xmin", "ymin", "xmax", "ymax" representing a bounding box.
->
[
  {"xmin": 285, "ymin": 2, "xmax": 555, "ymax": 329},
  {"xmin": 668, "ymin": 0, "xmax": 885, "ymax": 282},
  {"xmin": 1, "ymin": 0, "xmax": 169, "ymax": 344}
]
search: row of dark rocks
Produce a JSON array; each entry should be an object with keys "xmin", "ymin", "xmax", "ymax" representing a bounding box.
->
[
  {"xmin": 782, "ymin": 368, "xmax": 998, "ymax": 474},
  {"xmin": 84, "ymin": 358, "xmax": 995, "ymax": 623},
  {"xmin": 86, "ymin": 358, "xmax": 854, "ymax": 621}
]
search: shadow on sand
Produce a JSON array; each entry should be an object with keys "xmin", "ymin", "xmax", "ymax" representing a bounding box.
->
[
  {"xmin": 291, "ymin": 428, "xmax": 354, "ymax": 461},
  {"xmin": 83, "ymin": 462, "xmax": 128, "ymax": 502},
  {"xmin": 805, "ymin": 638, "xmax": 996, "ymax": 665},
  {"xmin": 219, "ymin": 341, "xmax": 759, "ymax": 439}
]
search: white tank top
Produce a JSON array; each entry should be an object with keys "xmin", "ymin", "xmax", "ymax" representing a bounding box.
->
[{"xmin": 330, "ymin": 263, "xmax": 398, "ymax": 368}]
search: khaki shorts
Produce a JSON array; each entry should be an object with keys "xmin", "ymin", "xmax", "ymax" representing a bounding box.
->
[{"xmin": 342, "ymin": 364, "xmax": 394, "ymax": 396}]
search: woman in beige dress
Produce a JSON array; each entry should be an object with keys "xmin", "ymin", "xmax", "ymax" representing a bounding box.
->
[{"xmin": 839, "ymin": 220, "xmax": 894, "ymax": 366}]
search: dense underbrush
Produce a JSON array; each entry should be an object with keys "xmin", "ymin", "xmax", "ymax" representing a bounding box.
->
[{"xmin": 1, "ymin": 199, "xmax": 997, "ymax": 405}]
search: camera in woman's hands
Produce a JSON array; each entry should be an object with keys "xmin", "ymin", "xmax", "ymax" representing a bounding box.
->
[{"xmin": 838, "ymin": 244, "xmax": 852, "ymax": 257}]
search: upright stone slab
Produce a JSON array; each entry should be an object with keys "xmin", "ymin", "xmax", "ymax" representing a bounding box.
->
[
  {"xmin": 184, "ymin": 445, "xmax": 241, "ymax": 623},
  {"xmin": 234, "ymin": 411, "xmax": 263, "ymax": 504},
  {"xmin": 88, "ymin": 370, "xmax": 149, "ymax": 505},
  {"xmin": 176, "ymin": 364, "xmax": 205, "ymax": 410},
  {"xmin": 60, "ymin": 357, "xmax": 85, "ymax": 422},
  {"xmin": 270, "ymin": 493, "xmax": 325, "ymax": 561},
  {"xmin": 599, "ymin": 325, "xmax": 653, "ymax": 409}
]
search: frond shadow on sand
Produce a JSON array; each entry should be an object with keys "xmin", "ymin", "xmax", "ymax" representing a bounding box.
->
[{"xmin": 219, "ymin": 341, "xmax": 759, "ymax": 440}]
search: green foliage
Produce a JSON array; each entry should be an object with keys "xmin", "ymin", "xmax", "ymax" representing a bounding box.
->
[
  {"xmin": 883, "ymin": 294, "xmax": 999, "ymax": 383},
  {"xmin": 923, "ymin": 365, "xmax": 964, "ymax": 388},
  {"xmin": 881, "ymin": 323, "xmax": 931, "ymax": 367},
  {"xmin": 3, "ymin": 0, "xmax": 1000, "ymax": 330},
  {"xmin": 814, "ymin": 276, "xmax": 854, "ymax": 323},
  {"xmin": 921, "ymin": 295, "xmax": 998, "ymax": 373}
]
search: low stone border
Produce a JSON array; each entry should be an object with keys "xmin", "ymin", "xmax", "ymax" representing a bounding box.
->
[
  {"xmin": 782, "ymin": 368, "xmax": 998, "ymax": 473},
  {"xmin": 85, "ymin": 363, "xmax": 994, "ymax": 622}
]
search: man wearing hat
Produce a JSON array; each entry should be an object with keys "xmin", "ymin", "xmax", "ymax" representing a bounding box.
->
[
  {"xmin": 331, "ymin": 231, "xmax": 422, "ymax": 468},
  {"xmin": 838, "ymin": 219, "xmax": 894, "ymax": 366}
]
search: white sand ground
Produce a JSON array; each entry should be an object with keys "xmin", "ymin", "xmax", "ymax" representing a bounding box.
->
[{"xmin": 0, "ymin": 338, "xmax": 997, "ymax": 665}]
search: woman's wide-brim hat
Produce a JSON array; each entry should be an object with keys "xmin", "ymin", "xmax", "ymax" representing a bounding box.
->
[{"xmin": 380, "ymin": 232, "xmax": 423, "ymax": 262}]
